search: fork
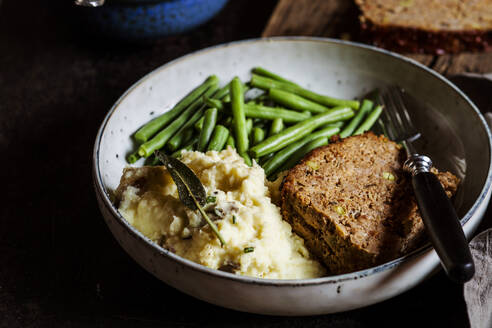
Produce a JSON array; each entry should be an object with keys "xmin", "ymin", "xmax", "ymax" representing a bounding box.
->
[{"xmin": 380, "ymin": 86, "xmax": 475, "ymax": 283}]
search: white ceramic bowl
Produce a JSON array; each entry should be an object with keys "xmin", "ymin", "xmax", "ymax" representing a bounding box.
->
[{"xmin": 93, "ymin": 37, "xmax": 492, "ymax": 315}]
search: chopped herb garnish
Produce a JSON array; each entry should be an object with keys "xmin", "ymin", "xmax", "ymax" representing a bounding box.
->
[
  {"xmin": 232, "ymin": 215, "xmax": 237, "ymax": 224},
  {"xmin": 306, "ymin": 160, "xmax": 319, "ymax": 170},
  {"xmin": 206, "ymin": 196, "xmax": 217, "ymax": 203},
  {"xmin": 244, "ymin": 247, "xmax": 254, "ymax": 253},
  {"xmin": 333, "ymin": 205, "xmax": 346, "ymax": 216},
  {"xmin": 382, "ymin": 172, "xmax": 395, "ymax": 181}
]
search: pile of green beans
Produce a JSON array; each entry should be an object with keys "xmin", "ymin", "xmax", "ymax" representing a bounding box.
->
[{"xmin": 126, "ymin": 67, "xmax": 383, "ymax": 180}]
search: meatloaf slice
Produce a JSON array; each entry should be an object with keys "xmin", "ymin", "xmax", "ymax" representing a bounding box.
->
[{"xmin": 281, "ymin": 132, "xmax": 459, "ymax": 274}]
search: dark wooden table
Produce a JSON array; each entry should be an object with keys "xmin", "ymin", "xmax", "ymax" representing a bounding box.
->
[
  {"xmin": 1, "ymin": 1, "xmax": 490, "ymax": 327},
  {"xmin": 263, "ymin": 0, "xmax": 492, "ymax": 74}
]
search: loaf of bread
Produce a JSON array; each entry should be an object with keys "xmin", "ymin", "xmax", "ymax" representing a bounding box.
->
[
  {"xmin": 280, "ymin": 132, "xmax": 460, "ymax": 274},
  {"xmin": 355, "ymin": 0, "xmax": 492, "ymax": 54}
]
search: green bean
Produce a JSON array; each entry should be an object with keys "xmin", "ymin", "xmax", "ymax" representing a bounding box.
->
[
  {"xmin": 167, "ymin": 83, "xmax": 231, "ymax": 150},
  {"xmin": 245, "ymin": 104, "xmax": 311, "ymax": 122},
  {"xmin": 204, "ymin": 96, "xmax": 224, "ymax": 111},
  {"xmin": 269, "ymin": 118, "xmax": 284, "ymax": 136},
  {"xmin": 250, "ymin": 74, "xmax": 359, "ymax": 110},
  {"xmin": 172, "ymin": 142, "xmax": 196, "ymax": 158},
  {"xmin": 259, "ymin": 152, "xmax": 275, "ymax": 166},
  {"xmin": 166, "ymin": 126, "xmax": 194, "ymax": 152},
  {"xmin": 226, "ymin": 134, "xmax": 235, "ymax": 149},
  {"xmin": 195, "ymin": 117, "xmax": 204, "ymax": 131},
  {"xmin": 134, "ymin": 75, "xmax": 219, "ymax": 143},
  {"xmin": 252, "ymin": 67, "xmax": 299, "ymax": 86},
  {"xmin": 340, "ymin": 99, "xmax": 373, "ymax": 138},
  {"xmin": 207, "ymin": 125, "xmax": 230, "ymax": 151},
  {"xmin": 171, "ymin": 136, "xmax": 199, "ymax": 158},
  {"xmin": 205, "ymin": 99, "xmax": 310, "ymax": 123},
  {"xmin": 126, "ymin": 151, "xmax": 141, "ymax": 164},
  {"xmin": 276, "ymin": 137, "xmax": 329, "ymax": 174},
  {"xmin": 249, "ymin": 107, "xmax": 353, "ymax": 158},
  {"xmin": 213, "ymin": 81, "xmax": 233, "ymax": 100},
  {"xmin": 309, "ymin": 125, "xmax": 342, "ymax": 140},
  {"xmin": 252, "ymin": 127, "xmax": 266, "ymax": 146},
  {"xmin": 138, "ymin": 84, "xmax": 219, "ymax": 157},
  {"xmin": 182, "ymin": 128, "xmax": 195, "ymax": 144},
  {"xmin": 223, "ymin": 83, "xmax": 250, "ymax": 102},
  {"xmin": 353, "ymin": 105, "xmax": 383, "ymax": 135},
  {"xmin": 167, "ymin": 108, "xmax": 204, "ymax": 151},
  {"xmin": 242, "ymin": 152, "xmax": 252, "ymax": 166},
  {"xmin": 245, "ymin": 118, "xmax": 253, "ymax": 136},
  {"xmin": 269, "ymin": 88, "xmax": 330, "ymax": 113},
  {"xmin": 198, "ymin": 107, "xmax": 218, "ymax": 151},
  {"xmin": 262, "ymin": 125, "xmax": 340, "ymax": 176},
  {"xmin": 375, "ymin": 117, "xmax": 389, "ymax": 138},
  {"xmin": 159, "ymin": 84, "xmax": 220, "ymax": 153},
  {"xmin": 204, "ymin": 80, "xmax": 237, "ymax": 108},
  {"xmin": 230, "ymin": 77, "xmax": 249, "ymax": 162},
  {"xmin": 320, "ymin": 121, "xmax": 345, "ymax": 129},
  {"xmin": 171, "ymin": 148, "xmax": 186, "ymax": 158}
]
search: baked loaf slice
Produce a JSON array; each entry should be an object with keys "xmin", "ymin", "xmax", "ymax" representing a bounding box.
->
[
  {"xmin": 280, "ymin": 132, "xmax": 459, "ymax": 274},
  {"xmin": 355, "ymin": 0, "xmax": 492, "ymax": 54}
]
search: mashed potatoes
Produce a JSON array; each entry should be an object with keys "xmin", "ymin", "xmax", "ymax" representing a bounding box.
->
[{"xmin": 115, "ymin": 148, "xmax": 325, "ymax": 279}]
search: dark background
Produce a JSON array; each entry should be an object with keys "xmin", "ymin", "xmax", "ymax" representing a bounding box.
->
[{"xmin": 1, "ymin": 1, "xmax": 490, "ymax": 327}]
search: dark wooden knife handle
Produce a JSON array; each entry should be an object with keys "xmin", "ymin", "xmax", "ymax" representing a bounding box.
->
[{"xmin": 412, "ymin": 172, "xmax": 475, "ymax": 283}]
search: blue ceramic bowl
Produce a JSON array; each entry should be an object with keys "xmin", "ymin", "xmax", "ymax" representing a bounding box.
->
[{"xmin": 82, "ymin": 0, "xmax": 229, "ymax": 41}]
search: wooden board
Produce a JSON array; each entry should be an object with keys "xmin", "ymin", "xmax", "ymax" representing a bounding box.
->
[{"xmin": 263, "ymin": 0, "xmax": 492, "ymax": 74}]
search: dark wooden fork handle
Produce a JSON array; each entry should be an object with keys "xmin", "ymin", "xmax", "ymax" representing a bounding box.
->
[{"xmin": 412, "ymin": 172, "xmax": 475, "ymax": 283}]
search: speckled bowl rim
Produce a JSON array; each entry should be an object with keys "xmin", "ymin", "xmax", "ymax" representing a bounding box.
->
[{"xmin": 93, "ymin": 36, "xmax": 492, "ymax": 287}]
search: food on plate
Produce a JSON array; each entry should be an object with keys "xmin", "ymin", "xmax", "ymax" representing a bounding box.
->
[
  {"xmin": 115, "ymin": 148, "xmax": 326, "ymax": 279},
  {"xmin": 355, "ymin": 0, "xmax": 492, "ymax": 54},
  {"xmin": 125, "ymin": 68, "xmax": 381, "ymax": 182},
  {"xmin": 280, "ymin": 132, "xmax": 460, "ymax": 274},
  {"xmin": 117, "ymin": 67, "xmax": 460, "ymax": 278}
]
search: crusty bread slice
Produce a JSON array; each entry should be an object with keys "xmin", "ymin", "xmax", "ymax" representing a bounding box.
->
[{"xmin": 355, "ymin": 0, "xmax": 492, "ymax": 53}]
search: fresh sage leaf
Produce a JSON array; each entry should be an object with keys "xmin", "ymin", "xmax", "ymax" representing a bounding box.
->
[
  {"xmin": 155, "ymin": 150, "xmax": 206, "ymax": 210},
  {"xmin": 155, "ymin": 151, "xmax": 225, "ymax": 246}
]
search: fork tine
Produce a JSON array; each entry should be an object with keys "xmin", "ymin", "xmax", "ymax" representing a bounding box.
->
[
  {"xmin": 392, "ymin": 86, "xmax": 421, "ymax": 142},
  {"xmin": 388, "ymin": 87, "xmax": 408, "ymax": 139},
  {"xmin": 378, "ymin": 89, "xmax": 397, "ymax": 140},
  {"xmin": 380, "ymin": 86, "xmax": 420, "ymax": 143},
  {"xmin": 387, "ymin": 88, "xmax": 406, "ymax": 138},
  {"xmin": 391, "ymin": 86, "xmax": 416, "ymax": 134},
  {"xmin": 381, "ymin": 90, "xmax": 400, "ymax": 140},
  {"xmin": 382, "ymin": 87, "xmax": 404, "ymax": 141}
]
